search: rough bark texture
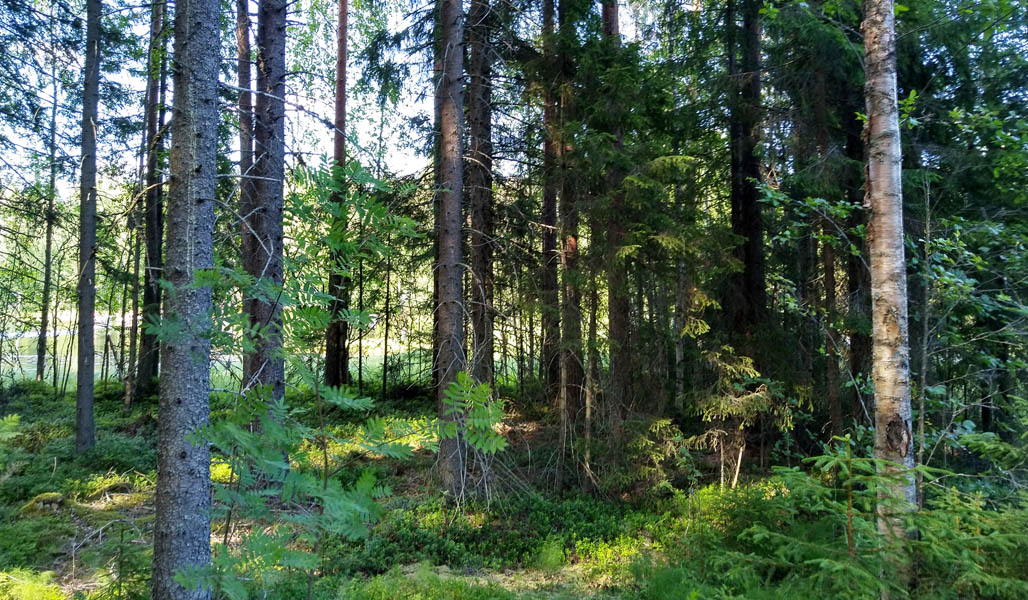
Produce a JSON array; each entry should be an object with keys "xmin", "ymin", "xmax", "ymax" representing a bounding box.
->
[
  {"xmin": 863, "ymin": 0, "xmax": 916, "ymax": 547},
  {"xmin": 557, "ymin": 0, "xmax": 584, "ymax": 426},
  {"xmin": 237, "ymin": 0, "xmax": 254, "ymax": 225},
  {"xmin": 604, "ymin": 0, "xmax": 631, "ymax": 428},
  {"xmin": 243, "ymin": 0, "xmax": 287, "ymax": 403},
  {"xmin": 434, "ymin": 0, "xmax": 467, "ymax": 498},
  {"xmin": 539, "ymin": 0, "xmax": 561, "ymax": 401},
  {"xmin": 726, "ymin": 0, "xmax": 765, "ymax": 337},
  {"xmin": 467, "ymin": 0, "xmax": 494, "ymax": 387},
  {"xmin": 136, "ymin": 0, "xmax": 167, "ymax": 398},
  {"xmin": 76, "ymin": 0, "xmax": 101, "ymax": 454},
  {"xmin": 150, "ymin": 0, "xmax": 218, "ymax": 594},
  {"xmin": 325, "ymin": 0, "xmax": 351, "ymax": 388}
]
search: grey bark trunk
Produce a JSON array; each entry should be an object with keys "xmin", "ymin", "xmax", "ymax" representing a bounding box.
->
[
  {"xmin": 243, "ymin": 0, "xmax": 287, "ymax": 403},
  {"xmin": 467, "ymin": 0, "xmax": 494, "ymax": 387},
  {"xmin": 539, "ymin": 0, "xmax": 560, "ymax": 402},
  {"xmin": 150, "ymin": 0, "xmax": 219, "ymax": 595},
  {"xmin": 434, "ymin": 0, "xmax": 467, "ymax": 498},
  {"xmin": 863, "ymin": 0, "xmax": 916, "ymax": 559},
  {"xmin": 325, "ymin": 0, "xmax": 351, "ymax": 388},
  {"xmin": 76, "ymin": 0, "xmax": 101, "ymax": 454}
]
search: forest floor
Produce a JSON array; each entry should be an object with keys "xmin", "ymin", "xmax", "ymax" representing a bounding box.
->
[
  {"xmin": 0, "ymin": 379, "xmax": 680, "ymax": 599},
  {"xmin": 1, "ymin": 379, "xmax": 1026, "ymax": 600}
]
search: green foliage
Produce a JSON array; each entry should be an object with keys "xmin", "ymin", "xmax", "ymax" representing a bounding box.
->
[
  {"xmin": 588, "ymin": 418, "xmax": 696, "ymax": 498},
  {"xmin": 633, "ymin": 441, "xmax": 1028, "ymax": 599},
  {"xmin": 439, "ymin": 372, "xmax": 507, "ymax": 455},
  {"xmin": 531, "ymin": 536, "xmax": 565, "ymax": 572},
  {"xmin": 0, "ymin": 509, "xmax": 73, "ymax": 569},
  {"xmin": 339, "ymin": 565, "xmax": 518, "ymax": 600},
  {"xmin": 0, "ymin": 569, "xmax": 63, "ymax": 600}
]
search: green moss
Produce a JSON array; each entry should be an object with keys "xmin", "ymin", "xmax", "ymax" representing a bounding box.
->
[
  {"xmin": 18, "ymin": 493, "xmax": 63, "ymax": 516},
  {"xmin": 338, "ymin": 565, "xmax": 518, "ymax": 600}
]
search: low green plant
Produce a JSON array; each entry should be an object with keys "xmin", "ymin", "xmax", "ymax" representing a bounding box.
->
[
  {"xmin": 532, "ymin": 535, "xmax": 565, "ymax": 571},
  {"xmin": 0, "ymin": 569, "xmax": 64, "ymax": 600},
  {"xmin": 338, "ymin": 565, "xmax": 518, "ymax": 600}
]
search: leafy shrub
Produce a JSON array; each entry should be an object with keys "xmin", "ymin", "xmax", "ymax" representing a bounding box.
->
[
  {"xmin": 532, "ymin": 535, "xmax": 565, "ymax": 571},
  {"xmin": 0, "ymin": 569, "xmax": 63, "ymax": 600},
  {"xmin": 633, "ymin": 439, "xmax": 1028, "ymax": 599}
]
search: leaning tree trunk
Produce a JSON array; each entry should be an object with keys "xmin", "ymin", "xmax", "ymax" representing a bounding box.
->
[
  {"xmin": 150, "ymin": 0, "xmax": 219, "ymax": 595},
  {"xmin": 76, "ymin": 0, "xmax": 101, "ymax": 454},
  {"xmin": 434, "ymin": 0, "xmax": 467, "ymax": 499},
  {"xmin": 467, "ymin": 0, "xmax": 494, "ymax": 387},
  {"xmin": 325, "ymin": 0, "xmax": 351, "ymax": 388},
  {"xmin": 135, "ymin": 0, "xmax": 167, "ymax": 398},
  {"xmin": 863, "ymin": 0, "xmax": 916, "ymax": 567},
  {"xmin": 243, "ymin": 0, "xmax": 287, "ymax": 404}
]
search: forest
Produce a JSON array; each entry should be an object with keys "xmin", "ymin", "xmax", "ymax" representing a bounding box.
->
[{"xmin": 0, "ymin": 0, "xmax": 1025, "ymax": 597}]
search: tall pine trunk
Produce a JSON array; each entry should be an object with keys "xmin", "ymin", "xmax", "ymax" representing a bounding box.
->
[
  {"xmin": 136, "ymin": 0, "xmax": 167, "ymax": 398},
  {"xmin": 243, "ymin": 0, "xmax": 287, "ymax": 403},
  {"xmin": 150, "ymin": 0, "xmax": 219, "ymax": 594},
  {"xmin": 539, "ymin": 0, "xmax": 560, "ymax": 401},
  {"xmin": 726, "ymin": 0, "xmax": 765, "ymax": 338},
  {"xmin": 603, "ymin": 0, "xmax": 630, "ymax": 432},
  {"xmin": 557, "ymin": 0, "xmax": 584, "ymax": 433},
  {"xmin": 863, "ymin": 0, "xmax": 916, "ymax": 563},
  {"xmin": 434, "ymin": 0, "xmax": 467, "ymax": 498},
  {"xmin": 325, "ymin": 0, "xmax": 351, "ymax": 388},
  {"xmin": 467, "ymin": 0, "xmax": 494, "ymax": 387},
  {"xmin": 76, "ymin": 0, "xmax": 101, "ymax": 454}
]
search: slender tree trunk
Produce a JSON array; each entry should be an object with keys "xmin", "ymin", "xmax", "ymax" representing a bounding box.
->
[
  {"xmin": 823, "ymin": 218, "xmax": 842, "ymax": 437},
  {"xmin": 863, "ymin": 0, "xmax": 916, "ymax": 562},
  {"xmin": 603, "ymin": 0, "xmax": 630, "ymax": 433},
  {"xmin": 844, "ymin": 124, "xmax": 871, "ymax": 422},
  {"xmin": 150, "ymin": 0, "xmax": 219, "ymax": 594},
  {"xmin": 673, "ymin": 260, "xmax": 688, "ymax": 410},
  {"xmin": 53, "ymin": 267, "xmax": 62, "ymax": 391},
  {"xmin": 237, "ymin": 0, "xmax": 253, "ymax": 194},
  {"xmin": 243, "ymin": 0, "xmax": 287, "ymax": 404},
  {"xmin": 382, "ymin": 249, "xmax": 390, "ymax": 400},
  {"xmin": 358, "ymin": 254, "xmax": 364, "ymax": 395},
  {"xmin": 726, "ymin": 0, "xmax": 765, "ymax": 337},
  {"xmin": 76, "ymin": 0, "xmax": 101, "ymax": 454},
  {"xmin": 325, "ymin": 0, "xmax": 351, "ymax": 388},
  {"xmin": 136, "ymin": 0, "xmax": 168, "ymax": 397},
  {"xmin": 557, "ymin": 18, "xmax": 584, "ymax": 432},
  {"xmin": 435, "ymin": 0, "xmax": 467, "ymax": 498},
  {"xmin": 539, "ymin": 0, "xmax": 561, "ymax": 401},
  {"xmin": 38, "ymin": 27, "xmax": 58, "ymax": 382},
  {"xmin": 124, "ymin": 226, "xmax": 141, "ymax": 408},
  {"xmin": 467, "ymin": 0, "xmax": 494, "ymax": 388}
]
